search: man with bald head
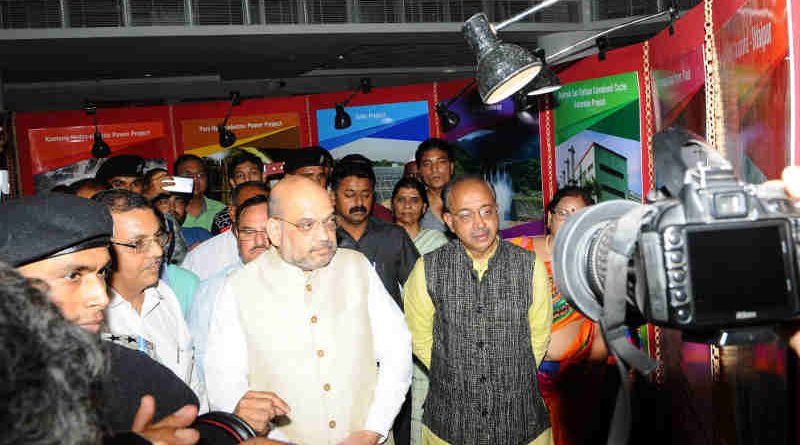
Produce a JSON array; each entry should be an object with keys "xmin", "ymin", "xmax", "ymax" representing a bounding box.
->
[
  {"xmin": 205, "ymin": 176, "xmax": 412, "ymax": 445},
  {"xmin": 404, "ymin": 176, "xmax": 553, "ymax": 445}
]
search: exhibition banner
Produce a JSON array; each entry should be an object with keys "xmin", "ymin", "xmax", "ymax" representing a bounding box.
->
[
  {"xmin": 181, "ymin": 113, "xmax": 301, "ymax": 158},
  {"xmin": 554, "ymin": 72, "xmax": 643, "ymax": 202}
]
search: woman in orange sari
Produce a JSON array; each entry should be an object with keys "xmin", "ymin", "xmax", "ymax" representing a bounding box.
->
[{"xmin": 512, "ymin": 186, "xmax": 612, "ymax": 444}]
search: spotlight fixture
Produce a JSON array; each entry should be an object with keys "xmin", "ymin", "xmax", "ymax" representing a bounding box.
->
[
  {"xmin": 218, "ymin": 91, "xmax": 241, "ymax": 148},
  {"xmin": 333, "ymin": 78, "xmax": 372, "ymax": 130},
  {"xmin": 513, "ymin": 93, "xmax": 538, "ymax": 125},
  {"xmin": 434, "ymin": 79, "xmax": 477, "ymax": 133},
  {"xmin": 525, "ymin": 49, "xmax": 562, "ymax": 97},
  {"xmin": 462, "ymin": 0, "xmax": 562, "ymax": 105},
  {"xmin": 464, "ymin": 3, "xmax": 679, "ymax": 104},
  {"xmin": 83, "ymin": 102, "xmax": 111, "ymax": 158}
]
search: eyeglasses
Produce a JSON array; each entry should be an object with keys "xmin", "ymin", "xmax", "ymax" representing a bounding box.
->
[
  {"xmin": 273, "ymin": 215, "xmax": 337, "ymax": 233},
  {"xmin": 111, "ymin": 232, "xmax": 169, "ymax": 254},
  {"xmin": 551, "ymin": 206, "xmax": 579, "ymax": 220},
  {"xmin": 236, "ymin": 228, "xmax": 269, "ymax": 240},
  {"xmin": 453, "ymin": 205, "xmax": 497, "ymax": 224}
]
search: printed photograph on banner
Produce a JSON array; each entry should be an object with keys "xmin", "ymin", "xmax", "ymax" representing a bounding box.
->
[
  {"xmin": 439, "ymin": 88, "xmax": 542, "ymax": 234},
  {"xmin": 716, "ymin": 0, "xmax": 789, "ymax": 183},
  {"xmin": 554, "ymin": 72, "xmax": 643, "ymax": 203},
  {"xmin": 316, "ymin": 100, "xmax": 430, "ymax": 206},
  {"xmin": 28, "ymin": 122, "xmax": 168, "ymax": 193},
  {"xmin": 179, "ymin": 112, "xmax": 301, "ymax": 202}
]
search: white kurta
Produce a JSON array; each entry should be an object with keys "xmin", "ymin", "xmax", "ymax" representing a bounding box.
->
[
  {"xmin": 205, "ymin": 247, "xmax": 411, "ymax": 444},
  {"xmin": 105, "ymin": 279, "xmax": 207, "ymax": 412},
  {"xmin": 180, "ymin": 230, "xmax": 240, "ymax": 281}
]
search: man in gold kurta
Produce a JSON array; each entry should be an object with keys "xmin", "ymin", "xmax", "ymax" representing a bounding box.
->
[{"xmin": 404, "ymin": 177, "xmax": 553, "ymax": 445}]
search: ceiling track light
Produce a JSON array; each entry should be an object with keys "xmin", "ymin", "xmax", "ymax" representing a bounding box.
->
[
  {"xmin": 218, "ymin": 91, "xmax": 241, "ymax": 148},
  {"xmin": 83, "ymin": 101, "xmax": 111, "ymax": 158},
  {"xmin": 334, "ymin": 78, "xmax": 372, "ymax": 130},
  {"xmin": 435, "ymin": 79, "xmax": 477, "ymax": 133}
]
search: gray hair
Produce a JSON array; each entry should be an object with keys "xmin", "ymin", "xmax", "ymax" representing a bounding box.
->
[
  {"xmin": 441, "ymin": 176, "xmax": 497, "ymax": 214},
  {"xmin": 0, "ymin": 262, "xmax": 107, "ymax": 445}
]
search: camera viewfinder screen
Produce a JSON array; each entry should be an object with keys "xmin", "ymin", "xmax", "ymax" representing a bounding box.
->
[{"xmin": 686, "ymin": 222, "xmax": 794, "ymax": 322}]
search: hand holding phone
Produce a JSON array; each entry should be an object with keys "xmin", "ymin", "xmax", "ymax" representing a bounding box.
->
[{"xmin": 163, "ymin": 176, "xmax": 194, "ymax": 194}]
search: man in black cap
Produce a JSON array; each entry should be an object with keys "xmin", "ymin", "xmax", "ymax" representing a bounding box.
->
[
  {"xmin": 95, "ymin": 154, "xmax": 147, "ymax": 193},
  {"xmin": 0, "ymin": 193, "xmax": 200, "ymax": 443},
  {"xmin": 283, "ymin": 146, "xmax": 332, "ymax": 189}
]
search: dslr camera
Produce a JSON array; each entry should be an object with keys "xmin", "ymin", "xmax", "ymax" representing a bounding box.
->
[{"xmin": 552, "ymin": 127, "xmax": 800, "ymax": 343}]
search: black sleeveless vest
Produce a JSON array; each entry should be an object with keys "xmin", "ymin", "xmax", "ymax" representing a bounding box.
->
[{"xmin": 422, "ymin": 239, "xmax": 550, "ymax": 445}]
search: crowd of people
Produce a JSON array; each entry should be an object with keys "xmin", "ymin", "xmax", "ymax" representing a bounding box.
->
[{"xmin": 11, "ymin": 138, "xmax": 800, "ymax": 444}]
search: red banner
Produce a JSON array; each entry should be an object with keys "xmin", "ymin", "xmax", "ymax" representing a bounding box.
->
[{"xmin": 27, "ymin": 122, "xmax": 165, "ymax": 175}]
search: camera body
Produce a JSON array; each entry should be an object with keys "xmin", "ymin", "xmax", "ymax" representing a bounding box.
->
[
  {"xmin": 552, "ymin": 128, "xmax": 800, "ymax": 338},
  {"xmin": 637, "ymin": 164, "xmax": 800, "ymax": 331}
]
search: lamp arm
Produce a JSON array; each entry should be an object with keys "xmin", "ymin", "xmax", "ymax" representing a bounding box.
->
[
  {"xmin": 442, "ymin": 79, "xmax": 478, "ymax": 108},
  {"xmin": 546, "ymin": 7, "xmax": 675, "ymax": 64},
  {"xmin": 495, "ymin": 0, "xmax": 562, "ymax": 31},
  {"xmin": 340, "ymin": 90, "xmax": 360, "ymax": 107}
]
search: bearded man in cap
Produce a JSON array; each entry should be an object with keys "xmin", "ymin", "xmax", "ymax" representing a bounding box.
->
[
  {"xmin": 0, "ymin": 193, "xmax": 200, "ymax": 442},
  {"xmin": 205, "ymin": 176, "xmax": 411, "ymax": 444}
]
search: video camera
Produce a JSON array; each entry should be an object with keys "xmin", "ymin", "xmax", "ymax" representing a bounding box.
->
[{"xmin": 551, "ymin": 127, "xmax": 800, "ymax": 345}]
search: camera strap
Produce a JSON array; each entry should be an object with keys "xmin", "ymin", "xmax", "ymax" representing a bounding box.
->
[{"xmin": 601, "ymin": 205, "xmax": 657, "ymax": 445}]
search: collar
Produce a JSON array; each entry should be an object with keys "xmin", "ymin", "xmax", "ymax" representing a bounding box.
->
[
  {"xmin": 108, "ymin": 281, "xmax": 166, "ymax": 309},
  {"xmin": 336, "ymin": 216, "xmax": 378, "ymax": 243},
  {"xmin": 464, "ymin": 237, "xmax": 500, "ymax": 278}
]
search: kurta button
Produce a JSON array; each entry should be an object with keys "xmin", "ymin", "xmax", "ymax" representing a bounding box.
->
[
  {"xmin": 481, "ymin": 409, "xmax": 488, "ymax": 416},
  {"xmin": 310, "ymin": 315, "xmax": 318, "ymax": 324},
  {"xmin": 305, "ymin": 283, "xmax": 312, "ymax": 292},
  {"xmin": 476, "ymin": 306, "xmax": 483, "ymax": 313},
  {"xmin": 329, "ymin": 420, "xmax": 336, "ymax": 429},
  {"xmin": 317, "ymin": 349, "xmax": 325, "ymax": 358},
  {"xmin": 323, "ymin": 383, "xmax": 331, "ymax": 391},
  {"xmin": 479, "ymin": 375, "xmax": 487, "ymax": 383},
  {"xmin": 477, "ymin": 341, "xmax": 484, "ymax": 349}
]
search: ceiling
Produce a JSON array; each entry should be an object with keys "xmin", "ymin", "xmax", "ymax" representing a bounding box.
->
[{"xmin": 0, "ymin": 14, "xmax": 672, "ymax": 112}]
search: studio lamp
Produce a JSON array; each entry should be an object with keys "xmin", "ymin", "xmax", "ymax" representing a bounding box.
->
[
  {"xmin": 218, "ymin": 91, "xmax": 241, "ymax": 148},
  {"xmin": 434, "ymin": 79, "xmax": 477, "ymax": 133},
  {"xmin": 83, "ymin": 102, "xmax": 111, "ymax": 158},
  {"xmin": 334, "ymin": 78, "xmax": 372, "ymax": 130},
  {"xmin": 462, "ymin": 0, "xmax": 561, "ymax": 104},
  {"xmin": 525, "ymin": 49, "xmax": 562, "ymax": 97}
]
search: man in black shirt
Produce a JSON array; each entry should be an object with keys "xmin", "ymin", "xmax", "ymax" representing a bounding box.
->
[
  {"xmin": 332, "ymin": 158, "xmax": 419, "ymax": 307},
  {"xmin": 331, "ymin": 157, "xmax": 418, "ymax": 445}
]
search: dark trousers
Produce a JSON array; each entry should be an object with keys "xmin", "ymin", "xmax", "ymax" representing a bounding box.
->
[{"xmin": 392, "ymin": 390, "xmax": 411, "ymax": 445}]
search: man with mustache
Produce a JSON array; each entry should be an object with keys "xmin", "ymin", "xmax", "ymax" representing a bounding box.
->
[
  {"xmin": 0, "ymin": 193, "xmax": 200, "ymax": 442},
  {"xmin": 205, "ymin": 176, "xmax": 412, "ymax": 444},
  {"xmin": 187, "ymin": 195, "xmax": 270, "ymax": 389},
  {"xmin": 404, "ymin": 177, "xmax": 553, "ymax": 445},
  {"xmin": 332, "ymin": 158, "xmax": 419, "ymax": 309},
  {"xmin": 182, "ymin": 181, "xmax": 269, "ymax": 280},
  {"xmin": 94, "ymin": 189, "xmax": 206, "ymax": 410}
]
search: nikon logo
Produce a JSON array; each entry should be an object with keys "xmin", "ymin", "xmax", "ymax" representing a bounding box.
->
[{"xmin": 736, "ymin": 311, "xmax": 757, "ymax": 320}]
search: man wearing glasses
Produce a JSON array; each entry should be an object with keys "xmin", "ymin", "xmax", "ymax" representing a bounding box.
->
[
  {"xmin": 205, "ymin": 176, "xmax": 411, "ymax": 445},
  {"xmin": 94, "ymin": 189, "xmax": 206, "ymax": 411},
  {"xmin": 404, "ymin": 177, "xmax": 553, "ymax": 445}
]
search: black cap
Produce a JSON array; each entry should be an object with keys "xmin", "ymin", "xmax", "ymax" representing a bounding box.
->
[
  {"xmin": 0, "ymin": 194, "xmax": 113, "ymax": 267},
  {"xmin": 284, "ymin": 146, "xmax": 332, "ymax": 173},
  {"xmin": 95, "ymin": 154, "xmax": 146, "ymax": 185}
]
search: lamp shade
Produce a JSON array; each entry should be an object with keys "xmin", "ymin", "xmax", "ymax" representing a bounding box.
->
[
  {"xmin": 435, "ymin": 103, "xmax": 460, "ymax": 133},
  {"xmin": 91, "ymin": 131, "xmax": 111, "ymax": 158},
  {"xmin": 463, "ymin": 13, "xmax": 542, "ymax": 105},
  {"xmin": 526, "ymin": 67, "xmax": 562, "ymax": 96},
  {"xmin": 218, "ymin": 124, "xmax": 236, "ymax": 148},
  {"xmin": 335, "ymin": 104, "xmax": 352, "ymax": 129}
]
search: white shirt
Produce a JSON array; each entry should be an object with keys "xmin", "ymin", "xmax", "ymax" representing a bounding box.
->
[
  {"xmin": 186, "ymin": 262, "xmax": 241, "ymax": 389},
  {"xmin": 205, "ymin": 253, "xmax": 412, "ymax": 442},
  {"xmin": 106, "ymin": 280, "xmax": 207, "ymax": 412},
  {"xmin": 180, "ymin": 230, "xmax": 239, "ymax": 281}
]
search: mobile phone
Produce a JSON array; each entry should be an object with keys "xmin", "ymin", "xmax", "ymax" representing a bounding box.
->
[
  {"xmin": 163, "ymin": 176, "xmax": 194, "ymax": 194},
  {"xmin": 264, "ymin": 162, "xmax": 285, "ymax": 176}
]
